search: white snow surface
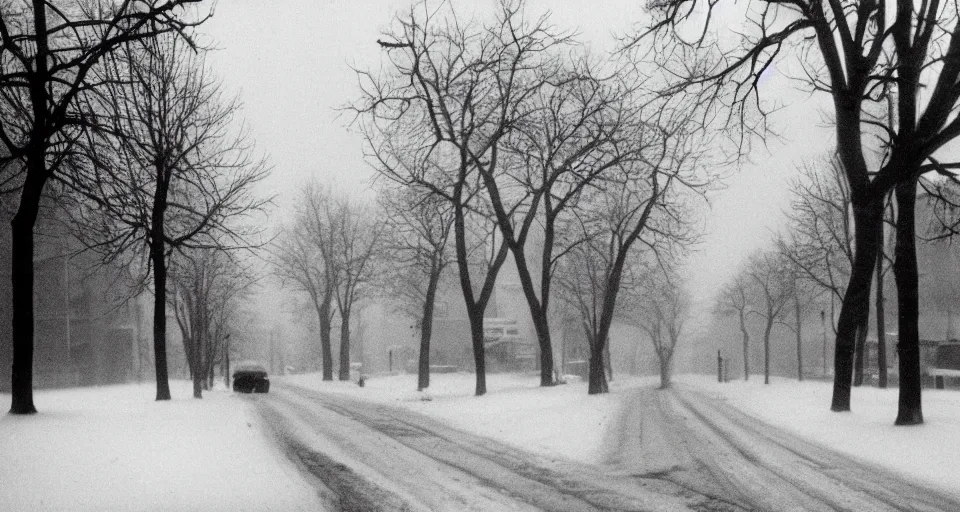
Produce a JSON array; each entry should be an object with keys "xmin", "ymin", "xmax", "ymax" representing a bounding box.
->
[
  {"xmin": 8, "ymin": 372, "xmax": 958, "ymax": 511},
  {"xmin": 679, "ymin": 374, "xmax": 960, "ymax": 495},
  {"xmin": 283, "ymin": 372, "xmax": 656, "ymax": 464},
  {"xmin": 0, "ymin": 381, "xmax": 323, "ymax": 512}
]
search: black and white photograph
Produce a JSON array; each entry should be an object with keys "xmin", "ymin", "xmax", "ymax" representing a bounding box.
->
[{"xmin": 2, "ymin": 0, "xmax": 960, "ymax": 510}]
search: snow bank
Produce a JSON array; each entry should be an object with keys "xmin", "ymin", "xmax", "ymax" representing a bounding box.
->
[
  {"xmin": 678, "ymin": 374, "xmax": 960, "ymax": 494},
  {"xmin": 284, "ymin": 372, "xmax": 655, "ymax": 464},
  {"xmin": 0, "ymin": 381, "xmax": 322, "ymax": 512}
]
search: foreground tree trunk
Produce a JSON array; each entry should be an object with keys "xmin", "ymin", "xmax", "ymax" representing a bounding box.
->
[
  {"xmin": 740, "ymin": 310, "xmax": 750, "ymax": 381},
  {"xmin": 831, "ymin": 198, "xmax": 883, "ymax": 411},
  {"xmin": 339, "ymin": 309, "xmax": 351, "ymax": 381},
  {"xmin": 659, "ymin": 357, "xmax": 672, "ymax": 389},
  {"xmin": 318, "ymin": 291, "xmax": 334, "ymax": 381},
  {"xmin": 894, "ymin": 179, "xmax": 923, "ymax": 425},
  {"xmin": 467, "ymin": 311, "xmax": 487, "ymax": 396},
  {"xmin": 588, "ymin": 335, "xmax": 609, "ymax": 394},
  {"xmin": 795, "ymin": 293, "xmax": 803, "ymax": 381},
  {"xmin": 192, "ymin": 366, "xmax": 202, "ymax": 399},
  {"xmin": 151, "ymin": 239, "xmax": 171, "ymax": 401},
  {"xmin": 876, "ymin": 251, "xmax": 887, "ymax": 389},
  {"xmin": 9, "ymin": 167, "xmax": 45, "ymax": 414},
  {"xmin": 417, "ymin": 264, "xmax": 441, "ymax": 391},
  {"xmin": 532, "ymin": 314, "xmax": 555, "ymax": 386},
  {"xmin": 763, "ymin": 317, "xmax": 774, "ymax": 384},
  {"xmin": 876, "ymin": 251, "xmax": 888, "ymax": 388}
]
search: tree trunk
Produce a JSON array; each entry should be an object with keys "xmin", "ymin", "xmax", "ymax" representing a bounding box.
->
[
  {"xmin": 763, "ymin": 318, "xmax": 773, "ymax": 385},
  {"xmin": 9, "ymin": 167, "xmax": 46, "ymax": 414},
  {"xmin": 659, "ymin": 356, "xmax": 672, "ymax": 389},
  {"xmin": 504, "ymin": 240, "xmax": 555, "ymax": 385},
  {"xmin": 151, "ymin": 240, "xmax": 171, "ymax": 401},
  {"xmin": 603, "ymin": 340, "xmax": 613, "ymax": 382},
  {"xmin": 795, "ymin": 293, "xmax": 803, "ymax": 381},
  {"xmin": 467, "ymin": 310, "xmax": 486, "ymax": 396},
  {"xmin": 224, "ymin": 342, "xmax": 230, "ymax": 389},
  {"xmin": 894, "ymin": 179, "xmax": 923, "ymax": 425},
  {"xmin": 831, "ymin": 198, "xmax": 883, "ymax": 411},
  {"xmin": 532, "ymin": 313, "xmax": 555, "ymax": 386},
  {"xmin": 740, "ymin": 310, "xmax": 750, "ymax": 381},
  {"xmin": 417, "ymin": 264, "xmax": 441, "ymax": 391},
  {"xmin": 192, "ymin": 371, "xmax": 202, "ymax": 399},
  {"xmin": 318, "ymin": 290, "xmax": 334, "ymax": 381},
  {"xmin": 588, "ymin": 336, "xmax": 608, "ymax": 394},
  {"xmin": 339, "ymin": 308, "xmax": 351, "ymax": 381},
  {"xmin": 876, "ymin": 242, "xmax": 888, "ymax": 388},
  {"xmin": 9, "ymin": 0, "xmax": 53, "ymax": 415}
]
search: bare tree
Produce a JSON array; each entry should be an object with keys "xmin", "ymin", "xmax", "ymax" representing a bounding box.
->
[
  {"xmin": 745, "ymin": 250, "xmax": 795, "ymax": 385},
  {"xmin": 274, "ymin": 184, "xmax": 339, "ymax": 381},
  {"xmin": 714, "ymin": 273, "xmax": 752, "ymax": 381},
  {"xmin": 331, "ymin": 197, "xmax": 385, "ymax": 381},
  {"xmin": 356, "ymin": 1, "xmax": 529, "ymax": 395},
  {"xmin": 473, "ymin": 50, "xmax": 645, "ymax": 389},
  {"xmin": 555, "ymin": 110, "xmax": 706, "ymax": 394},
  {"xmin": 779, "ymin": 156, "xmax": 854, "ymax": 304},
  {"xmin": 63, "ymin": 33, "xmax": 268, "ymax": 401},
  {"xmin": 170, "ymin": 248, "xmax": 253, "ymax": 398},
  {"xmin": 779, "ymin": 156, "xmax": 894, "ymax": 385},
  {"xmin": 622, "ymin": 263, "xmax": 689, "ymax": 389},
  {"xmin": 0, "ymin": 0, "xmax": 207, "ymax": 413},
  {"xmin": 378, "ymin": 185, "xmax": 454, "ymax": 391},
  {"xmin": 639, "ymin": 0, "xmax": 960, "ymax": 425}
]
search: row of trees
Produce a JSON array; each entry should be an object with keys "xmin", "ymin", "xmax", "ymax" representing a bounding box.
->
[
  {"xmin": 352, "ymin": 0, "xmax": 711, "ymax": 395},
  {"xmin": 1, "ymin": 1, "xmax": 269, "ymax": 413},
  {"xmin": 643, "ymin": 0, "xmax": 960, "ymax": 424},
  {"xmin": 274, "ymin": 185, "xmax": 383, "ymax": 382},
  {"xmin": 718, "ymin": 151, "xmax": 960, "ymax": 391}
]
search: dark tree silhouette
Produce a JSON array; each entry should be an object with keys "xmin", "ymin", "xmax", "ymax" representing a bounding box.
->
[
  {"xmin": 0, "ymin": 0, "xmax": 206, "ymax": 414},
  {"xmin": 64, "ymin": 33, "xmax": 268, "ymax": 401},
  {"xmin": 378, "ymin": 185, "xmax": 454, "ymax": 391},
  {"xmin": 640, "ymin": 0, "xmax": 960, "ymax": 424}
]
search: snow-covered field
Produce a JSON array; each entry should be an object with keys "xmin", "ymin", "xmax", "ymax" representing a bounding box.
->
[
  {"xmin": 0, "ymin": 381, "xmax": 322, "ymax": 512},
  {"xmin": 283, "ymin": 371, "xmax": 656, "ymax": 464},
  {"xmin": 679, "ymin": 374, "xmax": 960, "ymax": 494}
]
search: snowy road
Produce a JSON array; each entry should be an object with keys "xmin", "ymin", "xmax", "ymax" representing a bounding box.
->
[
  {"xmin": 252, "ymin": 383, "xmax": 743, "ymax": 511},
  {"xmin": 607, "ymin": 386, "xmax": 960, "ymax": 512},
  {"xmin": 250, "ymin": 382, "xmax": 960, "ymax": 511}
]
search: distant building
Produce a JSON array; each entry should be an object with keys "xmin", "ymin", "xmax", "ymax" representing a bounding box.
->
[{"xmin": 0, "ymin": 193, "xmax": 186, "ymax": 391}]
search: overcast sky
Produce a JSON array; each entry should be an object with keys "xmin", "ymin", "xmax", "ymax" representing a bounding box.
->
[{"xmin": 200, "ymin": 0, "xmax": 835, "ymax": 306}]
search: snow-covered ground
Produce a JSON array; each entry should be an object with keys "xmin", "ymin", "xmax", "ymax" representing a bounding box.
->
[
  {"xmin": 0, "ymin": 381, "xmax": 323, "ymax": 512},
  {"xmin": 7, "ymin": 372, "xmax": 957, "ymax": 511},
  {"xmin": 679, "ymin": 374, "xmax": 960, "ymax": 494},
  {"xmin": 283, "ymin": 372, "xmax": 656, "ymax": 464}
]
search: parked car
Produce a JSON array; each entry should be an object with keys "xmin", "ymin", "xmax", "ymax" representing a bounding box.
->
[{"xmin": 232, "ymin": 361, "xmax": 270, "ymax": 393}]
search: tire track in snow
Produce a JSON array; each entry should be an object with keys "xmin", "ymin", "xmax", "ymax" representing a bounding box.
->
[
  {"xmin": 272, "ymin": 382, "xmax": 741, "ymax": 511},
  {"xmin": 674, "ymin": 388, "xmax": 960, "ymax": 512},
  {"xmin": 256, "ymin": 387, "xmax": 535, "ymax": 511},
  {"xmin": 607, "ymin": 385, "xmax": 960, "ymax": 512}
]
